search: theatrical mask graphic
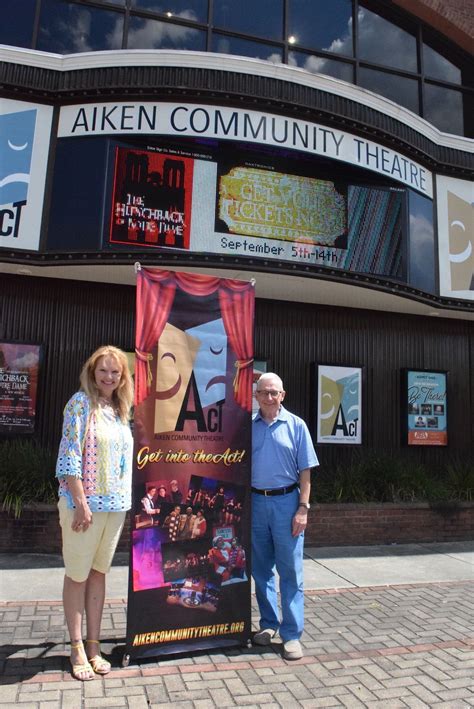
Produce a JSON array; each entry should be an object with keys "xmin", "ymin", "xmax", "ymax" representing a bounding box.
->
[
  {"xmin": 320, "ymin": 371, "xmax": 360, "ymax": 440},
  {"xmin": 0, "ymin": 109, "xmax": 36, "ymax": 207},
  {"xmin": 155, "ymin": 323, "xmax": 200, "ymax": 434},
  {"xmin": 448, "ymin": 192, "xmax": 474, "ymax": 291},
  {"xmin": 154, "ymin": 319, "xmax": 228, "ymax": 434},
  {"xmin": 186, "ymin": 318, "xmax": 227, "ymax": 408}
]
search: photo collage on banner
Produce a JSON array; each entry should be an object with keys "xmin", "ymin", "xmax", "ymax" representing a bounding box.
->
[{"xmin": 125, "ymin": 267, "xmax": 254, "ymax": 661}]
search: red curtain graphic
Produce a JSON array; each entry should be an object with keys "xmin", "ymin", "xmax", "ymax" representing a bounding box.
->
[{"xmin": 135, "ymin": 268, "xmax": 255, "ymax": 411}]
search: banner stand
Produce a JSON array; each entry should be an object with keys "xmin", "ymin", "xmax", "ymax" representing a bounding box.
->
[{"xmin": 123, "ymin": 267, "xmax": 255, "ymax": 663}]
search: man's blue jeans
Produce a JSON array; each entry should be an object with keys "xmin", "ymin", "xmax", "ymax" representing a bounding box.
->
[{"xmin": 251, "ymin": 487, "xmax": 304, "ymax": 642}]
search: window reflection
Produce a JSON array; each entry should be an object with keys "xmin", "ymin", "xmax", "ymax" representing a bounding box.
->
[
  {"xmin": 213, "ymin": 0, "xmax": 283, "ymax": 41},
  {"xmin": 358, "ymin": 7, "xmax": 417, "ymax": 72},
  {"xmin": 38, "ymin": 0, "xmax": 123, "ymax": 53},
  {"xmin": 0, "ymin": 0, "xmax": 36, "ymax": 48},
  {"xmin": 127, "ymin": 17, "xmax": 206, "ymax": 50},
  {"xmin": 131, "ymin": 0, "xmax": 207, "ymax": 23},
  {"xmin": 424, "ymin": 84, "xmax": 464, "ymax": 135},
  {"xmin": 408, "ymin": 190, "xmax": 435, "ymax": 294},
  {"xmin": 288, "ymin": 0, "xmax": 353, "ymax": 56},
  {"xmin": 289, "ymin": 51, "xmax": 353, "ymax": 83},
  {"xmin": 212, "ymin": 35, "xmax": 282, "ymax": 64},
  {"xmin": 359, "ymin": 67, "xmax": 419, "ymax": 114},
  {"xmin": 423, "ymin": 45, "xmax": 461, "ymax": 84}
]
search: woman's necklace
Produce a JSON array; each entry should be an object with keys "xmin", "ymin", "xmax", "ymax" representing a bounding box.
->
[{"xmin": 98, "ymin": 395, "xmax": 114, "ymax": 409}]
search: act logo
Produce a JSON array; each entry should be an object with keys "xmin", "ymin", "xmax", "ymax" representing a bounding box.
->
[
  {"xmin": 154, "ymin": 318, "xmax": 227, "ymax": 434},
  {"xmin": 447, "ymin": 191, "xmax": 473, "ymax": 292},
  {"xmin": 0, "ymin": 109, "xmax": 36, "ymax": 239},
  {"xmin": 320, "ymin": 371, "xmax": 360, "ymax": 440}
]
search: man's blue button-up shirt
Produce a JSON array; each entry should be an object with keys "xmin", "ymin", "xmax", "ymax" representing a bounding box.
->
[{"xmin": 252, "ymin": 405, "xmax": 319, "ymax": 489}]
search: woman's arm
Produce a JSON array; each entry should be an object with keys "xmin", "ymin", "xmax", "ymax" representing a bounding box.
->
[{"xmin": 66, "ymin": 475, "xmax": 93, "ymax": 532}]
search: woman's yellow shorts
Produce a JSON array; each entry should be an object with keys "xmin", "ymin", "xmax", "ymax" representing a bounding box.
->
[{"xmin": 58, "ymin": 496, "xmax": 126, "ymax": 582}]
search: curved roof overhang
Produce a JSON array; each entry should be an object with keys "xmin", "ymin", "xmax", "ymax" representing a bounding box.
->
[
  {"xmin": 1, "ymin": 48, "xmax": 472, "ymax": 319},
  {"xmin": 1, "ymin": 47, "xmax": 473, "ymax": 175}
]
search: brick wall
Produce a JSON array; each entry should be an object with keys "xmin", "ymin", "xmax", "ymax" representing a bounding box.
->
[
  {"xmin": 1, "ymin": 502, "xmax": 472, "ymax": 554},
  {"xmin": 305, "ymin": 502, "xmax": 474, "ymax": 547},
  {"xmin": 394, "ymin": 0, "xmax": 473, "ymax": 53}
]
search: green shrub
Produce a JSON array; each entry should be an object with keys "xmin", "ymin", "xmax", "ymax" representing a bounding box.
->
[
  {"xmin": 315, "ymin": 451, "xmax": 471, "ymax": 504},
  {"xmin": 0, "ymin": 439, "xmax": 57, "ymax": 517},
  {"xmin": 445, "ymin": 458, "xmax": 474, "ymax": 502}
]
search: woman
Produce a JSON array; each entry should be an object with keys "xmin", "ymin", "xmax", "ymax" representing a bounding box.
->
[
  {"xmin": 191, "ymin": 509, "xmax": 207, "ymax": 539},
  {"xmin": 56, "ymin": 346, "xmax": 133, "ymax": 681}
]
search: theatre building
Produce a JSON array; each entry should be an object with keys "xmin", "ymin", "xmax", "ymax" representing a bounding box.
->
[{"xmin": 0, "ymin": 0, "xmax": 472, "ymax": 472}]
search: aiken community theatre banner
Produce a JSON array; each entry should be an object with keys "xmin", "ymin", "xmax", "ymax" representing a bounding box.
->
[{"xmin": 124, "ymin": 267, "xmax": 255, "ymax": 662}]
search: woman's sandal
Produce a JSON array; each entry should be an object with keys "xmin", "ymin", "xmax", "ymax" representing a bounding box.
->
[
  {"xmin": 86, "ymin": 639, "xmax": 111, "ymax": 675},
  {"xmin": 70, "ymin": 642, "xmax": 95, "ymax": 681}
]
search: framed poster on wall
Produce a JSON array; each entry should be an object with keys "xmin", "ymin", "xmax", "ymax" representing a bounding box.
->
[
  {"xmin": 315, "ymin": 364, "xmax": 362, "ymax": 445},
  {"xmin": 402, "ymin": 369, "xmax": 448, "ymax": 446},
  {"xmin": 252, "ymin": 359, "xmax": 268, "ymax": 416},
  {"xmin": 0, "ymin": 342, "xmax": 42, "ymax": 434}
]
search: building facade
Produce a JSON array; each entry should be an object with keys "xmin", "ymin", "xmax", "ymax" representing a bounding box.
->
[{"xmin": 0, "ymin": 0, "xmax": 472, "ymax": 471}]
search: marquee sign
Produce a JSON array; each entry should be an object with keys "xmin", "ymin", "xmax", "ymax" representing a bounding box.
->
[{"xmin": 58, "ymin": 102, "xmax": 432, "ymax": 197}]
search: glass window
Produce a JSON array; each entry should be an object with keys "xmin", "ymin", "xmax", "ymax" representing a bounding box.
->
[
  {"xmin": 289, "ymin": 51, "xmax": 353, "ymax": 83},
  {"xmin": 38, "ymin": 0, "xmax": 124, "ymax": 53},
  {"xmin": 212, "ymin": 34, "xmax": 282, "ymax": 63},
  {"xmin": 359, "ymin": 67, "xmax": 419, "ymax": 114},
  {"xmin": 423, "ymin": 44, "xmax": 461, "ymax": 85},
  {"xmin": 92, "ymin": 0, "xmax": 126, "ymax": 6},
  {"xmin": 288, "ymin": 0, "xmax": 353, "ymax": 56},
  {"xmin": 358, "ymin": 6, "xmax": 417, "ymax": 73},
  {"xmin": 424, "ymin": 84, "xmax": 464, "ymax": 136},
  {"xmin": 130, "ymin": 0, "xmax": 207, "ymax": 23},
  {"xmin": 127, "ymin": 16, "xmax": 206, "ymax": 49},
  {"xmin": 213, "ymin": 0, "xmax": 283, "ymax": 41},
  {"xmin": 408, "ymin": 190, "xmax": 435, "ymax": 294},
  {"xmin": 0, "ymin": 0, "xmax": 36, "ymax": 49}
]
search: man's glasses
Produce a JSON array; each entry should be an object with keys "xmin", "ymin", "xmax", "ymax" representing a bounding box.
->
[{"xmin": 256, "ymin": 390, "xmax": 282, "ymax": 398}]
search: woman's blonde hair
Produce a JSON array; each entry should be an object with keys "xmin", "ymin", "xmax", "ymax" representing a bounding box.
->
[{"xmin": 80, "ymin": 346, "xmax": 133, "ymax": 423}]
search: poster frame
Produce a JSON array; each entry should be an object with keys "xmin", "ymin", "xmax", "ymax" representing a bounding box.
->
[
  {"xmin": 313, "ymin": 362, "xmax": 364, "ymax": 446},
  {"xmin": 252, "ymin": 358, "xmax": 269, "ymax": 416},
  {"xmin": 0, "ymin": 340, "xmax": 43, "ymax": 436},
  {"xmin": 401, "ymin": 368, "xmax": 448, "ymax": 447}
]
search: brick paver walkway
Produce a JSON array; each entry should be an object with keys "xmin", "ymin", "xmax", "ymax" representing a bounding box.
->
[{"xmin": 1, "ymin": 581, "xmax": 473, "ymax": 708}]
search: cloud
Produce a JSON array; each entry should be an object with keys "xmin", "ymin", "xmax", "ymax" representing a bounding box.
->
[{"xmin": 125, "ymin": 11, "xmax": 200, "ymax": 49}]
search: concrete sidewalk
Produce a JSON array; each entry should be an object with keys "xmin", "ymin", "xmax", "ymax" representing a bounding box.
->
[
  {"xmin": 0, "ymin": 542, "xmax": 473, "ymax": 708},
  {"xmin": 1, "ymin": 541, "xmax": 472, "ymax": 601}
]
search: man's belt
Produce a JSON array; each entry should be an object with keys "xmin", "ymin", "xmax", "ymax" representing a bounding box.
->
[{"xmin": 251, "ymin": 482, "xmax": 298, "ymax": 496}]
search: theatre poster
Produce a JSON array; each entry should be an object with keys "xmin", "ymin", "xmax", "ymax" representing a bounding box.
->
[
  {"xmin": 124, "ymin": 267, "xmax": 254, "ymax": 662},
  {"xmin": 0, "ymin": 342, "xmax": 41, "ymax": 434},
  {"xmin": 404, "ymin": 369, "xmax": 448, "ymax": 446}
]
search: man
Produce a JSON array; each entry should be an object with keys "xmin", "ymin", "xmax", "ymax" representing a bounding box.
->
[
  {"xmin": 178, "ymin": 506, "xmax": 196, "ymax": 540},
  {"xmin": 141, "ymin": 486, "xmax": 159, "ymax": 524},
  {"xmin": 252, "ymin": 372, "xmax": 318, "ymax": 661},
  {"xmin": 170, "ymin": 479, "xmax": 183, "ymax": 506},
  {"xmin": 164, "ymin": 505, "xmax": 182, "ymax": 542}
]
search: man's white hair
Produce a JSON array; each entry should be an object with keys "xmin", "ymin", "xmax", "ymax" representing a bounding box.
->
[{"xmin": 257, "ymin": 372, "xmax": 284, "ymax": 391}]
